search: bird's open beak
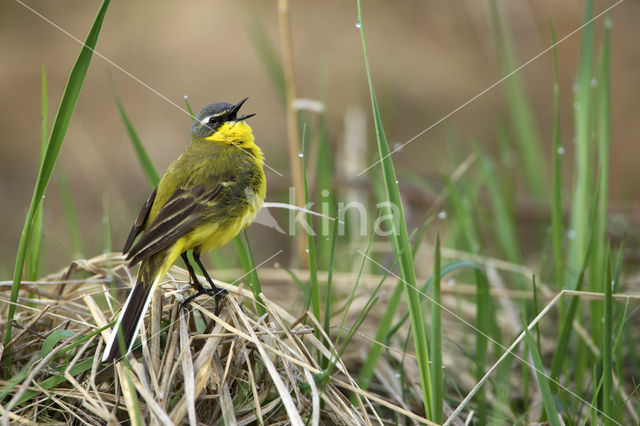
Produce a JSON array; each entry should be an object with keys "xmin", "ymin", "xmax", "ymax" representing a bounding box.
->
[{"xmin": 230, "ymin": 97, "xmax": 256, "ymax": 121}]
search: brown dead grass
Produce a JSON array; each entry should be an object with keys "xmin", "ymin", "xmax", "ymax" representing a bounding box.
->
[{"xmin": 0, "ymin": 253, "xmax": 438, "ymax": 425}]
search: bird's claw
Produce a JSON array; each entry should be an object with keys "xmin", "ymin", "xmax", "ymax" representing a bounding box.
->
[{"xmin": 181, "ymin": 286, "xmax": 228, "ymax": 314}]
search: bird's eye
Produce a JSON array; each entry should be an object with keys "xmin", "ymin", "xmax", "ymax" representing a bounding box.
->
[{"xmin": 208, "ymin": 116, "xmax": 217, "ymax": 124}]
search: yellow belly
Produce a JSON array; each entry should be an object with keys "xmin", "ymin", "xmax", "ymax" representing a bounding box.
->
[{"xmin": 179, "ymin": 197, "xmax": 263, "ymax": 254}]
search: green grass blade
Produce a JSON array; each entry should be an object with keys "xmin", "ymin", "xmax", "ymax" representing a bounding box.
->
[
  {"xmin": 313, "ymin": 272, "xmax": 384, "ymax": 393},
  {"xmin": 14, "ymin": 358, "xmax": 94, "ymax": 407},
  {"xmin": 532, "ymin": 276, "xmax": 541, "ymax": 348},
  {"xmin": 352, "ymin": 219, "xmax": 427, "ymax": 395},
  {"xmin": 357, "ymin": 1, "xmax": 432, "ymax": 417},
  {"xmin": 352, "ymin": 232, "xmax": 401, "ymax": 396},
  {"xmin": 233, "ymin": 231, "xmax": 264, "ymax": 316},
  {"xmin": 322, "ymin": 218, "xmax": 338, "ymax": 344},
  {"xmin": 315, "ymin": 108, "xmax": 336, "ymax": 268},
  {"xmin": 611, "ymin": 237, "xmax": 627, "ymax": 405},
  {"xmin": 8, "ymin": 323, "xmax": 113, "ymax": 406},
  {"xmin": 319, "ymin": 236, "xmax": 393, "ymax": 386},
  {"xmin": 57, "ymin": 167, "xmax": 84, "ymax": 258},
  {"xmin": 4, "ymin": 0, "xmax": 111, "ymax": 363},
  {"xmin": 602, "ymin": 249, "xmax": 614, "ymax": 425},
  {"xmin": 102, "ymin": 194, "xmax": 115, "ymax": 292},
  {"xmin": 550, "ymin": 21, "xmax": 565, "ymax": 291},
  {"xmin": 27, "ymin": 66, "xmax": 49, "ymax": 281},
  {"xmin": 27, "ymin": 201, "xmax": 45, "ymax": 280},
  {"xmin": 479, "ymin": 151, "xmax": 522, "ymax": 263},
  {"xmin": 430, "ymin": 236, "xmax": 443, "ymax": 423},
  {"xmin": 336, "ymin": 224, "xmax": 378, "ymax": 347},
  {"xmin": 447, "ymin": 180, "xmax": 481, "ymax": 252},
  {"xmin": 550, "ymin": 233, "xmax": 593, "ymax": 380},
  {"xmin": 587, "ymin": 368, "xmax": 604, "ymax": 425},
  {"xmin": 354, "ymin": 278, "xmax": 401, "ymax": 392},
  {"xmin": 41, "ymin": 330, "xmax": 76, "ymax": 357},
  {"xmin": 301, "ymin": 128, "xmax": 321, "ymax": 333},
  {"xmin": 183, "ymin": 95, "xmax": 195, "ymax": 117},
  {"xmin": 389, "ymin": 260, "xmax": 485, "ymax": 344},
  {"xmin": 0, "ymin": 360, "xmax": 37, "ymax": 403},
  {"xmin": 475, "ymin": 269, "xmax": 491, "ymax": 425},
  {"xmin": 594, "ymin": 10, "xmax": 612, "ymax": 338},
  {"xmin": 122, "ymin": 364, "xmax": 143, "ymax": 425},
  {"xmin": 549, "ymin": 286, "xmax": 581, "ymax": 381},
  {"xmin": 524, "ymin": 328, "xmax": 562, "ymax": 426},
  {"xmin": 114, "ymin": 92, "xmax": 160, "ymax": 186},
  {"xmin": 568, "ymin": 0, "xmax": 595, "ymax": 283},
  {"xmin": 488, "ymin": 1, "xmax": 546, "ymax": 198}
]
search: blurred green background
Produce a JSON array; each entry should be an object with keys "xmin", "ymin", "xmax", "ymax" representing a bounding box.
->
[{"xmin": 1, "ymin": 0, "xmax": 638, "ymax": 275}]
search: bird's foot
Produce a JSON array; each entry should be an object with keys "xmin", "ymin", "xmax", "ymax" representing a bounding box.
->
[{"xmin": 181, "ymin": 285, "xmax": 228, "ymax": 315}]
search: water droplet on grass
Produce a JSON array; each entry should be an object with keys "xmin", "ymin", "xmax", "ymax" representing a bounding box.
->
[
  {"xmin": 298, "ymin": 152, "xmax": 304, "ymax": 158},
  {"xmin": 355, "ymin": 19, "xmax": 361, "ymax": 29},
  {"xmin": 557, "ymin": 146, "xmax": 565, "ymax": 155}
]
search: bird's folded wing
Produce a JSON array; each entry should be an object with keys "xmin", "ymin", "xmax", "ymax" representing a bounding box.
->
[
  {"xmin": 122, "ymin": 186, "xmax": 158, "ymax": 254},
  {"xmin": 125, "ymin": 184, "xmax": 223, "ymax": 266}
]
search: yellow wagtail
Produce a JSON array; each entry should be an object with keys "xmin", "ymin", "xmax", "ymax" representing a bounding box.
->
[{"xmin": 103, "ymin": 98, "xmax": 266, "ymax": 362}]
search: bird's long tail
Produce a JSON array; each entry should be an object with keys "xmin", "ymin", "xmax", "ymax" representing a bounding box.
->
[{"xmin": 102, "ymin": 254, "xmax": 171, "ymax": 362}]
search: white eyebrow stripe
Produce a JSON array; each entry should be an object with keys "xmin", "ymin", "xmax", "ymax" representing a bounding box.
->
[{"xmin": 199, "ymin": 112, "xmax": 226, "ymax": 125}]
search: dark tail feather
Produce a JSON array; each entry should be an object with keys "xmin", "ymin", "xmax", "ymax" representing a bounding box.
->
[
  {"xmin": 103, "ymin": 252, "xmax": 170, "ymax": 363},
  {"xmin": 103, "ymin": 277, "xmax": 152, "ymax": 362}
]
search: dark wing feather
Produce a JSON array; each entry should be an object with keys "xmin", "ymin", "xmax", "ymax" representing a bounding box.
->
[
  {"xmin": 126, "ymin": 184, "xmax": 224, "ymax": 266},
  {"xmin": 123, "ymin": 187, "xmax": 158, "ymax": 254}
]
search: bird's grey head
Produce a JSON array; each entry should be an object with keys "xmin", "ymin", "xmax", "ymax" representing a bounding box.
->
[{"xmin": 190, "ymin": 98, "xmax": 255, "ymax": 140}]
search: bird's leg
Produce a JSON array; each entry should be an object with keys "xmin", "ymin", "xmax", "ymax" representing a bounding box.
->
[
  {"xmin": 180, "ymin": 252, "xmax": 217, "ymax": 309},
  {"xmin": 179, "ymin": 251, "xmax": 227, "ymax": 314},
  {"xmin": 181, "ymin": 253, "xmax": 207, "ymax": 293},
  {"xmin": 193, "ymin": 250, "xmax": 227, "ymax": 315}
]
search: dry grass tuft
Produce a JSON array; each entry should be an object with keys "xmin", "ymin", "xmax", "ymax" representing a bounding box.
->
[{"xmin": 0, "ymin": 253, "xmax": 434, "ymax": 425}]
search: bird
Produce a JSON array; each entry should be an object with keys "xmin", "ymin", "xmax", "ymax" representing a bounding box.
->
[{"xmin": 102, "ymin": 98, "xmax": 266, "ymax": 362}]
